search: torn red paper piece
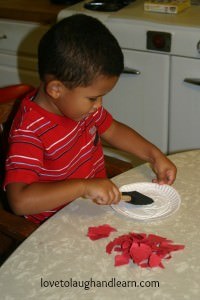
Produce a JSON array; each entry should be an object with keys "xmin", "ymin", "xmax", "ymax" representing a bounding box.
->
[
  {"xmin": 87, "ymin": 224, "xmax": 117, "ymax": 240},
  {"xmin": 106, "ymin": 231, "xmax": 185, "ymax": 269},
  {"xmin": 115, "ymin": 253, "xmax": 130, "ymax": 266},
  {"xmin": 130, "ymin": 243, "xmax": 152, "ymax": 264},
  {"xmin": 149, "ymin": 253, "xmax": 162, "ymax": 268}
]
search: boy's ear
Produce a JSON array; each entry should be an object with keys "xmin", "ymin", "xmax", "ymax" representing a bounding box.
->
[{"xmin": 45, "ymin": 80, "xmax": 64, "ymax": 99}]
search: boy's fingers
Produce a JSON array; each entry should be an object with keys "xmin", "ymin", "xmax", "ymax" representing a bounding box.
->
[
  {"xmin": 165, "ymin": 170, "xmax": 176, "ymax": 185},
  {"xmin": 156, "ymin": 171, "xmax": 166, "ymax": 184},
  {"xmin": 93, "ymin": 187, "xmax": 120, "ymax": 205},
  {"xmin": 153, "ymin": 169, "xmax": 176, "ymax": 185}
]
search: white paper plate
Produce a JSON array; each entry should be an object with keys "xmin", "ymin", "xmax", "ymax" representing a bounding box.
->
[{"xmin": 111, "ymin": 182, "xmax": 181, "ymax": 221}]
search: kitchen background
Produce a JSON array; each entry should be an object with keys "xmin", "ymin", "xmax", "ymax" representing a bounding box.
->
[{"xmin": 0, "ymin": 0, "xmax": 200, "ymax": 164}]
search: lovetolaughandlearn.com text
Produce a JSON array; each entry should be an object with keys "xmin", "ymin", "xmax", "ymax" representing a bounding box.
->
[{"xmin": 40, "ymin": 277, "xmax": 159, "ymax": 290}]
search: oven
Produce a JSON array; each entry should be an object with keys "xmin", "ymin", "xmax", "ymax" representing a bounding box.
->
[{"xmin": 58, "ymin": 1, "xmax": 200, "ymax": 157}]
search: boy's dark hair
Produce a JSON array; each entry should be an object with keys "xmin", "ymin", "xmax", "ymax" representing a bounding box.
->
[{"xmin": 38, "ymin": 14, "xmax": 124, "ymax": 88}]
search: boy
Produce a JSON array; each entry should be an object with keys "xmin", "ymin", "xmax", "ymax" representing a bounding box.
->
[{"xmin": 4, "ymin": 14, "xmax": 176, "ymax": 224}]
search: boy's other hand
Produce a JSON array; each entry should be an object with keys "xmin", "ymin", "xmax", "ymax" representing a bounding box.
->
[
  {"xmin": 151, "ymin": 155, "xmax": 177, "ymax": 185},
  {"xmin": 83, "ymin": 178, "xmax": 121, "ymax": 205}
]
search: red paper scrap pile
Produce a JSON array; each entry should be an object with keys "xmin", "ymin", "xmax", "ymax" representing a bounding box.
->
[
  {"xmin": 87, "ymin": 224, "xmax": 185, "ymax": 269},
  {"xmin": 87, "ymin": 224, "xmax": 117, "ymax": 240},
  {"xmin": 106, "ymin": 232, "xmax": 185, "ymax": 268}
]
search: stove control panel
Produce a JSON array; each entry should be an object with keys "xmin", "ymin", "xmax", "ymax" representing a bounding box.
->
[{"xmin": 146, "ymin": 31, "xmax": 171, "ymax": 52}]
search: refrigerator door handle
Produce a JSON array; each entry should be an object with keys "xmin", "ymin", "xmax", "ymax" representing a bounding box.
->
[
  {"xmin": 184, "ymin": 78, "xmax": 200, "ymax": 86},
  {"xmin": 123, "ymin": 67, "xmax": 141, "ymax": 75}
]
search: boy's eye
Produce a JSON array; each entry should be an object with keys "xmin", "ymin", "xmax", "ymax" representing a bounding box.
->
[{"xmin": 88, "ymin": 97, "xmax": 98, "ymax": 102}]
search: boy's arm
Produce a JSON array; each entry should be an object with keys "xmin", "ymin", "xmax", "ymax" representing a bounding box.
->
[
  {"xmin": 6, "ymin": 178, "xmax": 120, "ymax": 216},
  {"xmin": 101, "ymin": 119, "xmax": 177, "ymax": 185}
]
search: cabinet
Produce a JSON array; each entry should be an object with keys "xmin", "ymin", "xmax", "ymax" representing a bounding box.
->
[
  {"xmin": 169, "ymin": 56, "xmax": 200, "ymax": 152},
  {"xmin": 0, "ymin": 19, "xmax": 49, "ymax": 87}
]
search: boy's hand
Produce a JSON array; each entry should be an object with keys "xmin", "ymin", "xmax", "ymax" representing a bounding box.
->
[
  {"xmin": 151, "ymin": 155, "xmax": 177, "ymax": 185},
  {"xmin": 83, "ymin": 178, "xmax": 121, "ymax": 205}
]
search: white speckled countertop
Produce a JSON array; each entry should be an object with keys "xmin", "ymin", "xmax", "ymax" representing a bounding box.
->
[
  {"xmin": 112, "ymin": 0, "xmax": 200, "ymax": 28},
  {"xmin": 0, "ymin": 150, "xmax": 200, "ymax": 300},
  {"xmin": 58, "ymin": 0, "xmax": 200, "ymax": 28}
]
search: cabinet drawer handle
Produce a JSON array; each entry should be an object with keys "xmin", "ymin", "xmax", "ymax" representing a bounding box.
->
[
  {"xmin": 184, "ymin": 78, "xmax": 200, "ymax": 86},
  {"xmin": 123, "ymin": 68, "xmax": 141, "ymax": 75},
  {"xmin": 0, "ymin": 34, "xmax": 7, "ymax": 40}
]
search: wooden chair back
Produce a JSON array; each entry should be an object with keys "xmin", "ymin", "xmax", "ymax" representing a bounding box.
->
[{"xmin": 0, "ymin": 84, "xmax": 38, "ymax": 265}]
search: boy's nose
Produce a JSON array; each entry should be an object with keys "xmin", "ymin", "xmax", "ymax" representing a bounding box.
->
[
  {"xmin": 91, "ymin": 97, "xmax": 102, "ymax": 112},
  {"xmin": 96, "ymin": 97, "xmax": 102, "ymax": 108}
]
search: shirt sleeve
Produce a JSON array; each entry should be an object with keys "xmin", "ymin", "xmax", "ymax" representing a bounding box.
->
[
  {"xmin": 4, "ymin": 128, "xmax": 44, "ymax": 189},
  {"xmin": 95, "ymin": 107, "xmax": 113, "ymax": 135}
]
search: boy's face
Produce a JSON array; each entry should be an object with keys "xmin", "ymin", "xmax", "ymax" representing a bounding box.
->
[{"xmin": 54, "ymin": 75, "xmax": 118, "ymax": 122}]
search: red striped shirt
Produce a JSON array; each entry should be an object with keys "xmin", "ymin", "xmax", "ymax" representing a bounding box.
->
[{"xmin": 4, "ymin": 90, "xmax": 113, "ymax": 224}]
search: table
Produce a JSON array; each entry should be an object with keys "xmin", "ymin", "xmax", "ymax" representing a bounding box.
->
[{"xmin": 0, "ymin": 150, "xmax": 200, "ymax": 300}]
